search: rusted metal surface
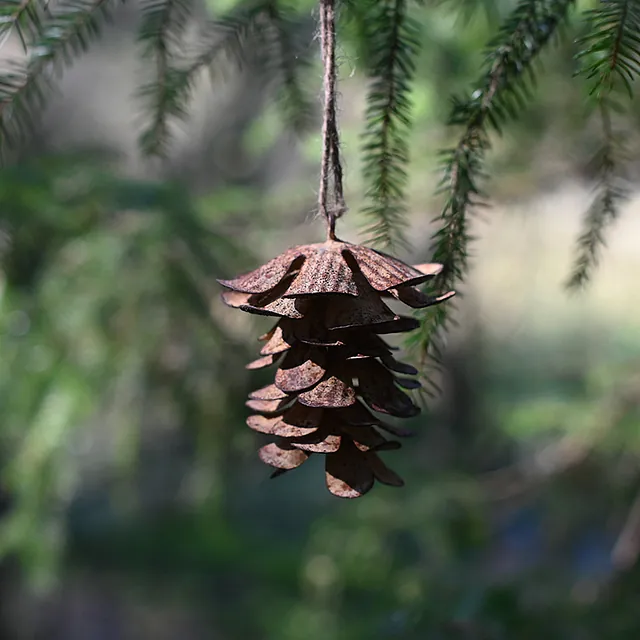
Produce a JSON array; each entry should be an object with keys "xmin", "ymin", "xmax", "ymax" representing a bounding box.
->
[
  {"xmin": 258, "ymin": 442, "xmax": 309, "ymax": 469},
  {"xmin": 246, "ymin": 354, "xmax": 277, "ymax": 370},
  {"xmin": 354, "ymin": 360, "xmax": 420, "ymax": 418},
  {"xmin": 221, "ymin": 238, "xmax": 455, "ymax": 498},
  {"xmin": 298, "ymin": 374, "xmax": 356, "ymax": 409},
  {"xmin": 291, "ymin": 431, "xmax": 342, "ymax": 453},
  {"xmin": 249, "ymin": 384, "xmax": 289, "ymax": 401},
  {"xmin": 219, "ymin": 240, "xmax": 445, "ymax": 299},
  {"xmin": 221, "ymin": 288, "xmax": 307, "ymax": 319},
  {"xmin": 245, "ymin": 397, "xmax": 290, "ymax": 414},
  {"xmin": 340, "ymin": 425, "xmax": 388, "ymax": 451},
  {"xmin": 246, "ymin": 414, "xmax": 317, "ymax": 438},
  {"xmin": 388, "ymin": 285, "xmax": 456, "ymax": 308},
  {"xmin": 368, "ymin": 316, "xmax": 420, "ymax": 335},
  {"xmin": 324, "ymin": 283, "xmax": 398, "ymax": 329},
  {"xmin": 275, "ymin": 347, "xmax": 327, "ymax": 393},
  {"xmin": 218, "ymin": 248, "xmax": 305, "ymax": 293},
  {"xmin": 260, "ymin": 323, "xmax": 293, "ymax": 355},
  {"xmin": 281, "ymin": 403, "xmax": 324, "ymax": 428},
  {"xmin": 284, "ymin": 245, "xmax": 358, "ymax": 297},
  {"xmin": 346, "ymin": 243, "xmax": 434, "ymax": 291},
  {"xmin": 325, "ymin": 439, "xmax": 375, "ymax": 498}
]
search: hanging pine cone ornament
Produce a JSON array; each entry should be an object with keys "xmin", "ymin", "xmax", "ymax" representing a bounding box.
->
[
  {"xmin": 219, "ymin": 240, "xmax": 454, "ymax": 498},
  {"xmin": 219, "ymin": 0, "xmax": 454, "ymax": 497}
]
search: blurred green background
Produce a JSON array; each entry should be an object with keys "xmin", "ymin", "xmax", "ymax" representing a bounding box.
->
[{"xmin": 2, "ymin": 0, "xmax": 640, "ymax": 638}]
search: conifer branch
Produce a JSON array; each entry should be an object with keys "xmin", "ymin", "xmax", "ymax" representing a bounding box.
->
[
  {"xmin": 137, "ymin": 0, "xmax": 194, "ymax": 157},
  {"xmin": 137, "ymin": 0, "xmax": 312, "ymax": 158},
  {"xmin": 0, "ymin": 0, "xmax": 118, "ymax": 153},
  {"xmin": 412, "ymin": 0, "xmax": 576, "ymax": 366},
  {"xmin": 260, "ymin": 0, "xmax": 313, "ymax": 133},
  {"xmin": 567, "ymin": 0, "xmax": 640, "ymax": 289},
  {"xmin": 0, "ymin": 1, "xmax": 43, "ymax": 48},
  {"xmin": 566, "ymin": 106, "xmax": 626, "ymax": 289},
  {"xmin": 360, "ymin": 0, "xmax": 421, "ymax": 251},
  {"xmin": 152, "ymin": 0, "xmax": 267, "ymax": 147}
]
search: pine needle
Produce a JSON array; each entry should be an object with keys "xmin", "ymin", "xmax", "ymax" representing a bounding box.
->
[
  {"xmin": 0, "ymin": 0, "xmax": 118, "ymax": 156},
  {"xmin": 567, "ymin": 0, "xmax": 640, "ymax": 289},
  {"xmin": 411, "ymin": 0, "xmax": 576, "ymax": 369},
  {"xmin": 359, "ymin": 0, "xmax": 421, "ymax": 252}
]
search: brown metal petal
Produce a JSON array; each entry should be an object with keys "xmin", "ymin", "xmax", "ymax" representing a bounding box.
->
[
  {"xmin": 295, "ymin": 329, "xmax": 346, "ymax": 347},
  {"xmin": 249, "ymin": 296, "xmax": 308, "ymax": 319},
  {"xmin": 245, "ymin": 397, "xmax": 290, "ymax": 414},
  {"xmin": 281, "ymin": 403, "xmax": 324, "ymax": 429},
  {"xmin": 298, "ymin": 375, "xmax": 356, "ymax": 409},
  {"xmin": 288, "ymin": 308, "xmax": 347, "ymax": 346},
  {"xmin": 246, "ymin": 354, "xmax": 277, "ymax": 370},
  {"xmin": 221, "ymin": 290, "xmax": 251, "ymax": 309},
  {"xmin": 246, "ymin": 414, "xmax": 317, "ymax": 438},
  {"xmin": 287, "ymin": 248, "xmax": 358, "ymax": 297},
  {"xmin": 291, "ymin": 431, "xmax": 342, "ymax": 453},
  {"xmin": 259, "ymin": 442, "xmax": 309, "ymax": 469},
  {"xmin": 260, "ymin": 324, "xmax": 294, "ymax": 356},
  {"xmin": 365, "ymin": 452, "xmax": 404, "ymax": 487},
  {"xmin": 388, "ymin": 286, "xmax": 456, "ymax": 308},
  {"xmin": 275, "ymin": 347, "xmax": 327, "ymax": 393},
  {"xmin": 380, "ymin": 353, "xmax": 418, "ymax": 375},
  {"xmin": 346, "ymin": 244, "xmax": 434, "ymax": 290},
  {"xmin": 221, "ymin": 290, "xmax": 306, "ymax": 319},
  {"xmin": 329, "ymin": 332, "xmax": 398, "ymax": 359},
  {"xmin": 324, "ymin": 285, "xmax": 398, "ymax": 330},
  {"xmin": 340, "ymin": 425, "xmax": 389, "ymax": 451},
  {"xmin": 341, "ymin": 335, "xmax": 392, "ymax": 359},
  {"xmin": 258, "ymin": 325, "xmax": 277, "ymax": 342},
  {"xmin": 368, "ymin": 316, "xmax": 420, "ymax": 335},
  {"xmin": 336, "ymin": 402, "xmax": 379, "ymax": 426},
  {"xmin": 360, "ymin": 386, "xmax": 419, "ymax": 417},
  {"xmin": 249, "ymin": 384, "xmax": 289, "ymax": 401},
  {"xmin": 325, "ymin": 440, "xmax": 375, "ymax": 499},
  {"xmin": 355, "ymin": 360, "xmax": 420, "ymax": 418},
  {"xmin": 218, "ymin": 247, "xmax": 305, "ymax": 294},
  {"xmin": 338, "ymin": 402, "xmax": 414, "ymax": 437}
]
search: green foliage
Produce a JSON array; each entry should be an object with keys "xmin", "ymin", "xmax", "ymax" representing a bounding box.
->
[
  {"xmin": 0, "ymin": 152, "xmax": 252, "ymax": 580},
  {"xmin": 411, "ymin": 0, "xmax": 576, "ymax": 367},
  {"xmin": 0, "ymin": 0, "xmax": 118, "ymax": 152},
  {"xmin": 567, "ymin": 0, "xmax": 640, "ymax": 289},
  {"xmin": 578, "ymin": 0, "xmax": 640, "ymax": 99},
  {"xmin": 0, "ymin": 0, "xmax": 638, "ymax": 301},
  {"xmin": 137, "ymin": 0, "xmax": 195, "ymax": 157},
  {"xmin": 3, "ymin": 2, "xmax": 640, "ymax": 635},
  {"xmin": 0, "ymin": 0, "xmax": 314, "ymax": 160},
  {"xmin": 137, "ymin": 0, "xmax": 314, "ymax": 156},
  {"xmin": 358, "ymin": 0, "xmax": 421, "ymax": 250},
  {"xmin": 0, "ymin": 1, "xmax": 44, "ymax": 44},
  {"xmin": 259, "ymin": 0, "xmax": 315, "ymax": 133},
  {"xmin": 566, "ymin": 108, "xmax": 628, "ymax": 289},
  {"xmin": 428, "ymin": 0, "xmax": 500, "ymax": 22}
]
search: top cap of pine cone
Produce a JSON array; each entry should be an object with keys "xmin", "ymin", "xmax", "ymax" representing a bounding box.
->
[{"xmin": 218, "ymin": 239, "xmax": 443, "ymax": 297}]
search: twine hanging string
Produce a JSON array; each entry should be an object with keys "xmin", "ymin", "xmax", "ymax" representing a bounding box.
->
[{"xmin": 319, "ymin": 0, "xmax": 346, "ymax": 240}]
